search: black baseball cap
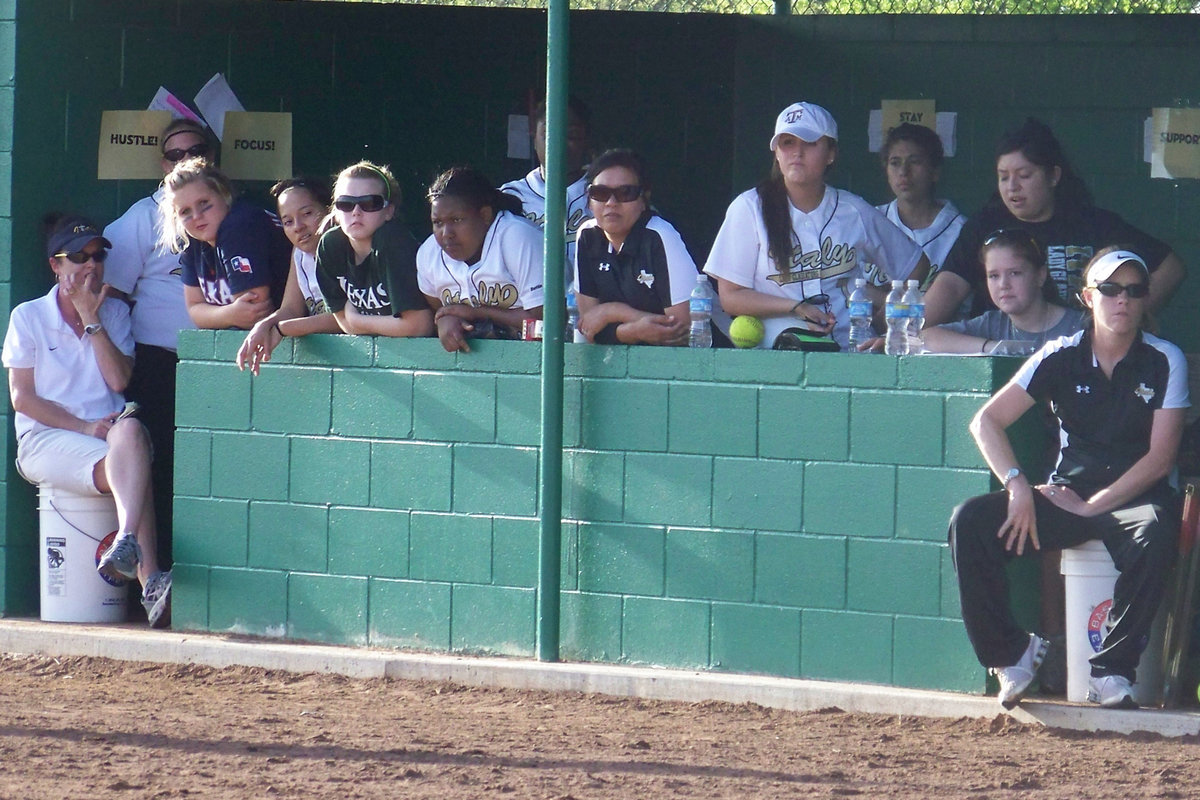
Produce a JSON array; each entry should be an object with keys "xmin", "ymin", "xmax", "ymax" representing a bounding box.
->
[{"xmin": 47, "ymin": 216, "xmax": 111, "ymax": 259}]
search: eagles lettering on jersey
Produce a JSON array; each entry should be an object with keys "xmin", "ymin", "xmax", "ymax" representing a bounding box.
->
[
  {"xmin": 339, "ymin": 277, "xmax": 390, "ymax": 311},
  {"xmin": 768, "ymin": 236, "xmax": 857, "ymax": 286},
  {"xmin": 440, "ymin": 281, "xmax": 520, "ymax": 309}
]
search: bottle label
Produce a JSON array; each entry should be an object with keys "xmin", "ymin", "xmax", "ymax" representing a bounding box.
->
[
  {"xmin": 908, "ymin": 303, "xmax": 924, "ymax": 319},
  {"xmin": 885, "ymin": 302, "xmax": 909, "ymax": 319},
  {"xmin": 848, "ymin": 300, "xmax": 872, "ymax": 317},
  {"xmin": 690, "ymin": 298, "xmax": 713, "ymax": 314}
]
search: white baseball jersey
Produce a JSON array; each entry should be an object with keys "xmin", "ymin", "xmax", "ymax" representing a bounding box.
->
[
  {"xmin": 704, "ymin": 186, "xmax": 923, "ymax": 350},
  {"xmin": 102, "ymin": 189, "xmax": 196, "ymax": 351},
  {"xmin": 292, "ymin": 248, "xmax": 329, "ymax": 315},
  {"xmin": 500, "ymin": 167, "xmax": 590, "ymax": 290},
  {"xmin": 876, "ymin": 198, "xmax": 965, "ymax": 283},
  {"xmin": 416, "ymin": 210, "xmax": 546, "ymax": 311}
]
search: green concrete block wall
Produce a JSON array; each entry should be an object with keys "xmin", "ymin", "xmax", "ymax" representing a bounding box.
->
[{"xmin": 169, "ymin": 332, "xmax": 1037, "ymax": 693}]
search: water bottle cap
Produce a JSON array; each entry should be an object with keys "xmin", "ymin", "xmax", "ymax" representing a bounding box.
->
[
  {"xmin": 907, "ymin": 279, "xmax": 919, "ymax": 287},
  {"xmin": 892, "ymin": 280, "xmax": 903, "ymax": 288},
  {"xmin": 854, "ymin": 278, "xmax": 865, "ymax": 287}
]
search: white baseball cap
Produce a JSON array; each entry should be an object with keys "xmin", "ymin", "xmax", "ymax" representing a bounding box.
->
[
  {"xmin": 1085, "ymin": 250, "xmax": 1149, "ymax": 286},
  {"xmin": 770, "ymin": 102, "xmax": 838, "ymax": 150}
]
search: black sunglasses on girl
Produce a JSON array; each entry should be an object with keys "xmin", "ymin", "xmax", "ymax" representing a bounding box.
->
[
  {"xmin": 163, "ymin": 143, "xmax": 210, "ymax": 163},
  {"xmin": 54, "ymin": 249, "xmax": 108, "ymax": 264},
  {"xmin": 334, "ymin": 195, "xmax": 389, "ymax": 213},
  {"xmin": 1093, "ymin": 281, "xmax": 1149, "ymax": 299},
  {"xmin": 586, "ymin": 184, "xmax": 643, "ymax": 203}
]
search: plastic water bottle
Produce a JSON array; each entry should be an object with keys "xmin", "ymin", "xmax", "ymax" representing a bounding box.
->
[
  {"xmin": 688, "ymin": 275, "xmax": 713, "ymax": 349},
  {"xmin": 903, "ymin": 279, "xmax": 925, "ymax": 354},
  {"xmin": 565, "ymin": 289, "xmax": 581, "ymax": 342},
  {"xmin": 847, "ymin": 278, "xmax": 873, "ymax": 354},
  {"xmin": 884, "ymin": 280, "xmax": 909, "ymax": 356}
]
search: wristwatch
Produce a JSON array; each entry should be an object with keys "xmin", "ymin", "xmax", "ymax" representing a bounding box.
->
[
  {"xmin": 1002, "ymin": 467, "xmax": 1022, "ymax": 489},
  {"xmin": 83, "ymin": 323, "xmax": 104, "ymax": 336}
]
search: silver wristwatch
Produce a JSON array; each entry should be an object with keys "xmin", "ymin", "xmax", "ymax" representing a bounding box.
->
[
  {"xmin": 83, "ymin": 323, "xmax": 104, "ymax": 336},
  {"xmin": 1002, "ymin": 467, "xmax": 1022, "ymax": 489}
]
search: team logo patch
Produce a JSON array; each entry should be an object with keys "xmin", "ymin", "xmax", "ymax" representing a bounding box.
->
[
  {"xmin": 230, "ymin": 256, "xmax": 253, "ymax": 274},
  {"xmin": 1075, "ymin": 384, "xmax": 1091, "ymax": 394},
  {"xmin": 1134, "ymin": 382, "xmax": 1155, "ymax": 404},
  {"xmin": 599, "ymin": 261, "xmax": 611, "ymax": 272},
  {"xmin": 785, "ymin": 108, "xmax": 805, "ymax": 123},
  {"xmin": 1087, "ymin": 598, "xmax": 1112, "ymax": 653},
  {"xmin": 636, "ymin": 270, "xmax": 655, "ymax": 289}
]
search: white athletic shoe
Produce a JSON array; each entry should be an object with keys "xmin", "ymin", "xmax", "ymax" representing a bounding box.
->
[
  {"xmin": 991, "ymin": 633, "xmax": 1048, "ymax": 710},
  {"xmin": 1087, "ymin": 675, "xmax": 1138, "ymax": 709},
  {"xmin": 97, "ymin": 531, "xmax": 141, "ymax": 582}
]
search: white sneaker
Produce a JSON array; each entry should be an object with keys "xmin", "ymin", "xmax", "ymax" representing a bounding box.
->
[
  {"xmin": 97, "ymin": 531, "xmax": 141, "ymax": 582},
  {"xmin": 991, "ymin": 634, "xmax": 1048, "ymax": 709},
  {"xmin": 1087, "ymin": 674, "xmax": 1138, "ymax": 709}
]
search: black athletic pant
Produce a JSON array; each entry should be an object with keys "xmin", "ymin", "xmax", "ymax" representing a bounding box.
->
[
  {"xmin": 949, "ymin": 490, "xmax": 1177, "ymax": 682},
  {"xmin": 126, "ymin": 342, "xmax": 178, "ymax": 569}
]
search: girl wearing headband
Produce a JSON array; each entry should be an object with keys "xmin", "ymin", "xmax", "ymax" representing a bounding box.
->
[{"xmin": 313, "ymin": 161, "xmax": 433, "ymax": 338}]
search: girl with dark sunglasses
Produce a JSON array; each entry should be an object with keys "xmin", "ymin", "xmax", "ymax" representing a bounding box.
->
[
  {"xmin": 416, "ymin": 166, "xmax": 544, "ymax": 353},
  {"xmin": 160, "ymin": 158, "xmax": 290, "ymax": 331},
  {"xmin": 312, "ymin": 161, "xmax": 433, "ymax": 339},
  {"xmin": 925, "ymin": 118, "xmax": 1184, "ymax": 328},
  {"xmin": 573, "ymin": 149, "xmax": 698, "ymax": 346}
]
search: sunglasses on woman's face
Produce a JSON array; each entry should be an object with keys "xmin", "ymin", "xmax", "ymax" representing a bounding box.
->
[
  {"xmin": 334, "ymin": 195, "xmax": 388, "ymax": 213},
  {"xmin": 1093, "ymin": 281, "xmax": 1149, "ymax": 299},
  {"xmin": 586, "ymin": 184, "xmax": 643, "ymax": 204},
  {"xmin": 163, "ymin": 143, "xmax": 210, "ymax": 163},
  {"xmin": 55, "ymin": 249, "xmax": 108, "ymax": 264}
]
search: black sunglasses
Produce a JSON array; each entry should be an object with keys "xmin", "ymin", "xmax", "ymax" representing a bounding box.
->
[
  {"xmin": 983, "ymin": 228, "xmax": 1040, "ymax": 250},
  {"xmin": 1093, "ymin": 281, "xmax": 1149, "ymax": 299},
  {"xmin": 163, "ymin": 143, "xmax": 210, "ymax": 163},
  {"xmin": 586, "ymin": 184, "xmax": 643, "ymax": 204},
  {"xmin": 55, "ymin": 249, "xmax": 108, "ymax": 264},
  {"xmin": 334, "ymin": 194, "xmax": 389, "ymax": 213}
]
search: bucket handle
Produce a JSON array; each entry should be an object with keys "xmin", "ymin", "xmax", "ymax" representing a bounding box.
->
[{"xmin": 47, "ymin": 498, "xmax": 108, "ymax": 545}]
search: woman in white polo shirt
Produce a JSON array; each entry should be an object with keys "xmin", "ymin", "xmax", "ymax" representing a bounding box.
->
[{"xmin": 2, "ymin": 216, "xmax": 171, "ymax": 627}]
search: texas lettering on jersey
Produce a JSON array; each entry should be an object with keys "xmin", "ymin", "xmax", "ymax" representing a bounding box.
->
[
  {"xmin": 339, "ymin": 278, "xmax": 390, "ymax": 311},
  {"xmin": 767, "ymin": 236, "xmax": 858, "ymax": 286},
  {"xmin": 440, "ymin": 281, "xmax": 520, "ymax": 309}
]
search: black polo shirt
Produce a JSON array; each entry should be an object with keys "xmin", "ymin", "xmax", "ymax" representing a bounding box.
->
[{"xmin": 1014, "ymin": 326, "xmax": 1189, "ymax": 501}]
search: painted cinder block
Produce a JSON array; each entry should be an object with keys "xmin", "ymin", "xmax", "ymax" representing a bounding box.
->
[
  {"xmin": 175, "ymin": 362, "xmax": 251, "ymax": 430},
  {"xmin": 801, "ymin": 609, "xmax": 893, "ymax": 684},
  {"xmin": 560, "ymin": 591, "xmax": 623, "ymax": 662},
  {"xmin": 328, "ymin": 506, "xmax": 408, "ymax": 579},
  {"xmin": 758, "ymin": 388, "xmax": 849, "ymax": 461},
  {"xmin": 495, "ymin": 375, "xmax": 540, "ymax": 447},
  {"xmin": 668, "ymin": 383, "xmax": 756, "ymax": 456},
  {"xmin": 893, "ymin": 616, "xmax": 983, "ymax": 693},
  {"xmin": 412, "ymin": 372, "xmax": 496, "ymax": 443},
  {"xmin": 210, "ymin": 432, "xmax": 288, "ymax": 501},
  {"xmin": 169, "ymin": 563, "xmax": 209, "ymax": 631},
  {"xmin": 898, "ymin": 356, "xmax": 998, "ymax": 393},
  {"xmin": 578, "ymin": 522, "xmax": 664, "ymax": 596},
  {"xmin": 288, "ymin": 573, "xmax": 368, "ymax": 646},
  {"xmin": 802, "ymin": 462, "xmax": 895, "ymax": 537},
  {"xmin": 374, "ymin": 337, "xmax": 454, "ymax": 370},
  {"xmin": 943, "ymin": 394, "xmax": 989, "ymax": 469},
  {"xmin": 294, "ymin": 333, "xmax": 373, "ymax": 367},
  {"xmin": 331, "ymin": 368, "xmax": 412, "ymax": 439},
  {"xmin": 247, "ymin": 501, "xmax": 328, "ymax": 572},
  {"xmin": 370, "ymin": 441, "xmax": 452, "ymax": 512},
  {"xmin": 805, "ymin": 352, "xmax": 898, "ymax": 389},
  {"xmin": 172, "ymin": 429, "xmax": 211, "ymax": 497},
  {"xmin": 288, "ymin": 437, "xmax": 370, "ymax": 506},
  {"xmin": 452, "ymin": 444, "xmax": 538, "ymax": 516},
  {"xmin": 450, "ymin": 583, "xmax": 536, "ymax": 656},
  {"xmin": 579, "ymin": 380, "xmax": 667, "ymax": 452},
  {"xmin": 623, "ymin": 452, "xmax": 712, "ymax": 527},
  {"xmin": 711, "ymin": 603, "xmax": 801, "ymax": 677},
  {"xmin": 628, "ymin": 346, "xmax": 714, "ymax": 382},
  {"xmin": 755, "ymin": 532, "xmax": 846, "ymax": 609},
  {"xmin": 212, "ymin": 330, "xmax": 249, "ymax": 364},
  {"xmin": 409, "ymin": 512, "xmax": 491, "ymax": 584},
  {"xmin": 175, "ymin": 330, "xmax": 215, "ymax": 362},
  {"xmin": 492, "ymin": 516, "xmax": 576, "ymax": 590},
  {"xmin": 940, "ymin": 546, "xmax": 961, "ymax": 619},
  {"xmin": 565, "ymin": 449, "xmax": 624, "ymax": 523},
  {"xmin": 622, "ymin": 596, "xmax": 710, "ymax": 668},
  {"xmin": 665, "ymin": 527, "xmax": 754, "ymax": 602},
  {"xmin": 208, "ymin": 567, "xmax": 287, "ymax": 636},
  {"xmin": 895, "ymin": 467, "xmax": 991, "ymax": 542},
  {"xmin": 712, "ymin": 349, "xmax": 804, "ymax": 386},
  {"xmin": 712, "ymin": 457, "xmax": 803, "ymax": 532},
  {"xmin": 369, "ymin": 578, "xmax": 451, "ymax": 650},
  {"xmin": 458, "ymin": 339, "xmax": 542, "ymax": 374},
  {"xmin": 564, "ymin": 344, "xmax": 628, "ymax": 378},
  {"xmin": 850, "ymin": 390, "xmax": 944, "ymax": 466},
  {"xmin": 847, "ymin": 539, "xmax": 941, "ymax": 616},
  {"xmin": 173, "ymin": 497, "xmax": 248, "ymax": 568}
]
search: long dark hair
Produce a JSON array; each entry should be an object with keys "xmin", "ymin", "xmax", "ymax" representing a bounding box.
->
[
  {"xmin": 986, "ymin": 117, "xmax": 1092, "ymax": 217},
  {"xmin": 427, "ymin": 166, "xmax": 523, "ymax": 216},
  {"xmin": 756, "ymin": 163, "xmax": 795, "ymax": 275}
]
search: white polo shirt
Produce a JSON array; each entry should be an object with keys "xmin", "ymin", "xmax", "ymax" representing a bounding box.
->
[{"xmin": 2, "ymin": 288, "xmax": 134, "ymax": 439}]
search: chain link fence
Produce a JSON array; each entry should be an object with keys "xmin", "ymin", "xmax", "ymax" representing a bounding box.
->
[{"xmin": 320, "ymin": 0, "xmax": 1198, "ymax": 13}]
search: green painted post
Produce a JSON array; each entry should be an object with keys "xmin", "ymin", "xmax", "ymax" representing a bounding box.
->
[
  {"xmin": 774, "ymin": 0, "xmax": 791, "ymax": 13},
  {"xmin": 537, "ymin": 0, "xmax": 569, "ymax": 662}
]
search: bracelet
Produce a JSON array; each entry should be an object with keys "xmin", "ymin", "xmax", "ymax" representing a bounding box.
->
[
  {"xmin": 790, "ymin": 301, "xmax": 804, "ymax": 316},
  {"xmin": 274, "ymin": 321, "xmax": 284, "ymax": 337},
  {"xmin": 981, "ymin": 339, "xmax": 989, "ymax": 354}
]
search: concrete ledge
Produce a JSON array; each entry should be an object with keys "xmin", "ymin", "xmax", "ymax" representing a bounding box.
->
[{"xmin": 2, "ymin": 618, "xmax": 1197, "ymax": 738}]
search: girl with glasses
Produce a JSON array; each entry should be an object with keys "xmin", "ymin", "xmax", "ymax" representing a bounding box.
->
[
  {"xmin": 573, "ymin": 149, "xmax": 697, "ymax": 346},
  {"xmin": 416, "ymin": 166, "xmax": 545, "ymax": 353},
  {"xmin": 236, "ymin": 177, "xmax": 344, "ymax": 375},
  {"xmin": 949, "ymin": 247, "xmax": 1187, "ymax": 711},
  {"xmin": 924, "ymin": 118, "xmax": 1184, "ymax": 328},
  {"xmin": 923, "ymin": 229, "xmax": 1085, "ymax": 355},
  {"xmin": 704, "ymin": 101, "xmax": 929, "ymax": 351},
  {"xmin": 160, "ymin": 158, "xmax": 290, "ymax": 330},
  {"xmin": 313, "ymin": 161, "xmax": 433, "ymax": 339},
  {"xmin": 2, "ymin": 216, "xmax": 171, "ymax": 627}
]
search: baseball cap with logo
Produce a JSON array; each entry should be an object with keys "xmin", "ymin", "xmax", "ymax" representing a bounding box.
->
[
  {"xmin": 46, "ymin": 216, "xmax": 111, "ymax": 259},
  {"xmin": 1084, "ymin": 249, "xmax": 1149, "ymax": 286},
  {"xmin": 770, "ymin": 102, "xmax": 839, "ymax": 151}
]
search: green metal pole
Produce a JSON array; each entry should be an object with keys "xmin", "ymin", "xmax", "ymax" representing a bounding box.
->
[
  {"xmin": 774, "ymin": 0, "xmax": 791, "ymax": 14},
  {"xmin": 537, "ymin": 0, "xmax": 569, "ymax": 662}
]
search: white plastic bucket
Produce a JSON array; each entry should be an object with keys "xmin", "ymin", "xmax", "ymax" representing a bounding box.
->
[
  {"xmin": 38, "ymin": 485, "xmax": 127, "ymax": 623},
  {"xmin": 1060, "ymin": 540, "xmax": 1163, "ymax": 706}
]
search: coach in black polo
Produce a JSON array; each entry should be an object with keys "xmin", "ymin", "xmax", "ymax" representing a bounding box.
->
[{"xmin": 948, "ymin": 248, "xmax": 1189, "ymax": 711}]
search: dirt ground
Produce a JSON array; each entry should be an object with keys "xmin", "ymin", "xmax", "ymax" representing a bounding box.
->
[{"xmin": 1, "ymin": 654, "xmax": 1199, "ymax": 799}]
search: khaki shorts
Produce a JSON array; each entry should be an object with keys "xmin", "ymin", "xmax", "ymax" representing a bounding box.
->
[{"xmin": 16, "ymin": 428, "xmax": 108, "ymax": 496}]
